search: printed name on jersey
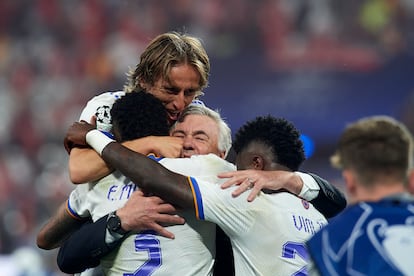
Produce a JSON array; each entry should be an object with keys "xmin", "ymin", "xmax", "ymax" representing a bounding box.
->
[
  {"xmin": 292, "ymin": 214, "xmax": 326, "ymax": 235},
  {"xmin": 107, "ymin": 182, "xmax": 138, "ymax": 201}
]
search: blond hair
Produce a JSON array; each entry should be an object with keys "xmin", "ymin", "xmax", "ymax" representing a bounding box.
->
[{"xmin": 124, "ymin": 32, "xmax": 210, "ymax": 97}]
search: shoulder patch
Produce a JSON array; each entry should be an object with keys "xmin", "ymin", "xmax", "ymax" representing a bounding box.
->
[{"xmin": 301, "ymin": 199, "xmax": 310, "ymax": 209}]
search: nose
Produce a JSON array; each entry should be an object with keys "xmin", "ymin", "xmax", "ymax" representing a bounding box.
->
[
  {"xmin": 181, "ymin": 135, "xmax": 197, "ymax": 156},
  {"xmin": 182, "ymin": 135, "xmax": 194, "ymax": 148},
  {"xmin": 172, "ymin": 92, "xmax": 187, "ymax": 112}
]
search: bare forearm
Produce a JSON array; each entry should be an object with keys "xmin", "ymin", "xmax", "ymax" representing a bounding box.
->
[
  {"xmin": 69, "ymin": 136, "xmax": 181, "ymax": 184},
  {"xmin": 123, "ymin": 136, "xmax": 183, "ymax": 158},
  {"xmin": 280, "ymin": 172, "xmax": 303, "ymax": 195},
  {"xmin": 37, "ymin": 201, "xmax": 85, "ymax": 249},
  {"xmin": 69, "ymin": 147, "xmax": 113, "ymax": 184},
  {"xmin": 122, "ymin": 138, "xmax": 153, "ymax": 155}
]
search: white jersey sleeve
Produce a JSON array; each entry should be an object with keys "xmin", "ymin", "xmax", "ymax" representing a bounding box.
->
[
  {"xmin": 66, "ymin": 183, "xmax": 91, "ymax": 220},
  {"xmin": 79, "ymin": 91, "xmax": 125, "ymax": 133}
]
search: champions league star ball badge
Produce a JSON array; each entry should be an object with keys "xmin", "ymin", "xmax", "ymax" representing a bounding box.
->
[
  {"xmin": 95, "ymin": 105, "xmax": 112, "ymax": 132},
  {"xmin": 368, "ymin": 220, "xmax": 414, "ymax": 275}
]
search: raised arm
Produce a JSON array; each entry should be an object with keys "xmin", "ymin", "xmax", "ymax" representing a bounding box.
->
[
  {"xmin": 68, "ymin": 136, "xmax": 183, "ymax": 184},
  {"xmin": 69, "ymin": 147, "xmax": 112, "ymax": 184}
]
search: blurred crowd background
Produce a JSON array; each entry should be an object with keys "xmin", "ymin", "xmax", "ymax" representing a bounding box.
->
[{"xmin": 1, "ymin": 0, "xmax": 414, "ymax": 274}]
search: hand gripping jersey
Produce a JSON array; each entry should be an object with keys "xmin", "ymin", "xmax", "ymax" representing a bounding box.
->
[
  {"xmin": 67, "ymin": 154, "xmax": 236, "ymax": 276},
  {"xmin": 306, "ymin": 196, "xmax": 414, "ymax": 276},
  {"xmin": 187, "ymin": 168, "xmax": 328, "ymax": 275}
]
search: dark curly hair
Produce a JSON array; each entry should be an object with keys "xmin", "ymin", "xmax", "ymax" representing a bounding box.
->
[
  {"xmin": 110, "ymin": 92, "xmax": 169, "ymax": 142},
  {"xmin": 233, "ymin": 115, "xmax": 305, "ymax": 171}
]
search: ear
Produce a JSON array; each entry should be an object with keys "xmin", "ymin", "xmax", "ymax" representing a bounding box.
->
[
  {"xmin": 342, "ymin": 169, "xmax": 357, "ymax": 199},
  {"xmin": 408, "ymin": 169, "xmax": 414, "ymax": 195},
  {"xmin": 218, "ymin": 151, "xmax": 226, "ymax": 159},
  {"xmin": 252, "ymin": 156, "xmax": 265, "ymax": 170},
  {"xmin": 138, "ymin": 79, "xmax": 148, "ymax": 91}
]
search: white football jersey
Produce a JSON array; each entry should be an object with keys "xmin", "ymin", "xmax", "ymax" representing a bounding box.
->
[
  {"xmin": 189, "ymin": 175, "xmax": 328, "ymax": 276},
  {"xmin": 68, "ymin": 154, "xmax": 236, "ymax": 276}
]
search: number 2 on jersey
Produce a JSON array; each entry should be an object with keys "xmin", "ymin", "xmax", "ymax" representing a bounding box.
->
[
  {"xmin": 124, "ymin": 231, "xmax": 162, "ymax": 276},
  {"xmin": 282, "ymin": 241, "xmax": 308, "ymax": 276}
]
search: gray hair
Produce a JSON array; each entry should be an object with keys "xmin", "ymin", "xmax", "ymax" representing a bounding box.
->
[{"xmin": 171, "ymin": 104, "xmax": 232, "ymax": 158}]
